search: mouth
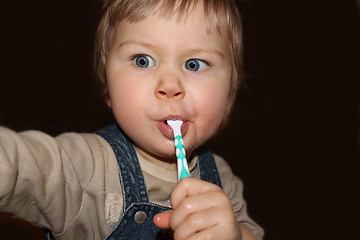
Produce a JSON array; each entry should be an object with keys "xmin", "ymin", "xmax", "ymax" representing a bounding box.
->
[{"xmin": 157, "ymin": 117, "xmax": 189, "ymax": 140}]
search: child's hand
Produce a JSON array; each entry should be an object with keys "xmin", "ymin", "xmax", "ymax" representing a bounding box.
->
[{"xmin": 154, "ymin": 178, "xmax": 242, "ymax": 240}]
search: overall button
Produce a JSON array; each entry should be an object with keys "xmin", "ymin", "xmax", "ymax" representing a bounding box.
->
[{"xmin": 134, "ymin": 211, "xmax": 147, "ymax": 224}]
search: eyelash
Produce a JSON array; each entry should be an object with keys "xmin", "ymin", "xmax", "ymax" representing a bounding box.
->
[
  {"xmin": 185, "ymin": 58, "xmax": 210, "ymax": 71},
  {"xmin": 129, "ymin": 54, "xmax": 211, "ymax": 71},
  {"xmin": 130, "ymin": 54, "xmax": 156, "ymax": 68}
]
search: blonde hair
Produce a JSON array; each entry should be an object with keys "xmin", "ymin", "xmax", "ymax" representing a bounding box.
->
[{"xmin": 94, "ymin": 0, "xmax": 243, "ymax": 116}]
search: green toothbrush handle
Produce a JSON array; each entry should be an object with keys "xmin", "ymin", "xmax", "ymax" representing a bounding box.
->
[{"xmin": 175, "ymin": 135, "xmax": 190, "ymax": 180}]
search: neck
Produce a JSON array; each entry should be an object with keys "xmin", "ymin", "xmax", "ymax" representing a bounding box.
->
[{"xmin": 134, "ymin": 146, "xmax": 178, "ymax": 170}]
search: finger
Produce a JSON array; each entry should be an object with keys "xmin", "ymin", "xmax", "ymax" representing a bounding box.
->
[
  {"xmin": 185, "ymin": 227, "xmax": 221, "ymax": 240},
  {"xmin": 153, "ymin": 210, "xmax": 172, "ymax": 229},
  {"xmin": 178, "ymin": 223, "xmax": 238, "ymax": 240},
  {"xmin": 170, "ymin": 190, "xmax": 224, "ymax": 230},
  {"xmin": 171, "ymin": 177, "xmax": 220, "ymax": 209},
  {"xmin": 173, "ymin": 208, "xmax": 219, "ymax": 240}
]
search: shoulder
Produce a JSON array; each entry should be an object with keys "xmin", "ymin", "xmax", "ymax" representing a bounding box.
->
[
  {"xmin": 213, "ymin": 154, "xmax": 243, "ymax": 186},
  {"xmin": 56, "ymin": 131, "xmax": 115, "ymax": 160}
]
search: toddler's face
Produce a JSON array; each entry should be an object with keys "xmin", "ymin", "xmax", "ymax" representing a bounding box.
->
[{"xmin": 106, "ymin": 3, "xmax": 232, "ymax": 162}]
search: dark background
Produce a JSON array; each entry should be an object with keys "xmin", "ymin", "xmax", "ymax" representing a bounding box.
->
[{"xmin": 0, "ymin": 0, "xmax": 359, "ymax": 239}]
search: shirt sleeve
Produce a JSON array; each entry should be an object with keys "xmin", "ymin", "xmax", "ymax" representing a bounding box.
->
[
  {"xmin": 214, "ymin": 154, "xmax": 264, "ymax": 240},
  {"xmin": 0, "ymin": 127, "xmax": 121, "ymax": 239}
]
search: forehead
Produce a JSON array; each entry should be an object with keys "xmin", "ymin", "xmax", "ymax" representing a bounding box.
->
[{"xmin": 111, "ymin": 3, "xmax": 230, "ymax": 59}]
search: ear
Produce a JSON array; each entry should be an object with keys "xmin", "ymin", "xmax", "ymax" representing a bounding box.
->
[{"xmin": 106, "ymin": 98, "xmax": 112, "ymax": 108}]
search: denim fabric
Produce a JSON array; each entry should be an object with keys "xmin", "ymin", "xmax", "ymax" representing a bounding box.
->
[
  {"xmin": 97, "ymin": 125, "xmax": 222, "ymax": 240},
  {"xmin": 97, "ymin": 125, "xmax": 172, "ymax": 239},
  {"xmin": 44, "ymin": 230, "xmax": 54, "ymax": 240},
  {"xmin": 196, "ymin": 145, "xmax": 223, "ymax": 189},
  {"xmin": 46, "ymin": 125, "xmax": 222, "ymax": 239}
]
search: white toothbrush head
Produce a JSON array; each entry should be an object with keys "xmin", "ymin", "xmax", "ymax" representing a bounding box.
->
[{"xmin": 167, "ymin": 120, "xmax": 183, "ymax": 136}]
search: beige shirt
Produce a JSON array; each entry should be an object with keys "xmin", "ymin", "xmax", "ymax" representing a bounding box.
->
[{"xmin": 0, "ymin": 127, "xmax": 264, "ymax": 239}]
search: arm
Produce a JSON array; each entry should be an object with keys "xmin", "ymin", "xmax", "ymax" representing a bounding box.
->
[
  {"xmin": 215, "ymin": 155, "xmax": 264, "ymax": 239},
  {"xmin": 0, "ymin": 127, "xmax": 118, "ymax": 239},
  {"xmin": 239, "ymin": 224, "xmax": 258, "ymax": 240}
]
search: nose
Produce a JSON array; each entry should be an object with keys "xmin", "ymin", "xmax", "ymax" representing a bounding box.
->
[{"xmin": 155, "ymin": 73, "xmax": 185, "ymax": 100}]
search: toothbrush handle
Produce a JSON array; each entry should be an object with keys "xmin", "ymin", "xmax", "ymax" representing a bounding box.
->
[
  {"xmin": 178, "ymin": 158, "xmax": 190, "ymax": 179},
  {"xmin": 175, "ymin": 135, "xmax": 190, "ymax": 180}
]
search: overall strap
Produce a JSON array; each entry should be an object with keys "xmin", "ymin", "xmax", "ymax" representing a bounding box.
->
[
  {"xmin": 196, "ymin": 146, "xmax": 223, "ymax": 189},
  {"xmin": 97, "ymin": 125, "xmax": 172, "ymax": 240},
  {"xmin": 96, "ymin": 125, "xmax": 149, "ymax": 209}
]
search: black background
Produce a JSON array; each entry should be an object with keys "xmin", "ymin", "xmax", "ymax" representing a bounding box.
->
[{"xmin": 0, "ymin": 0, "xmax": 359, "ymax": 239}]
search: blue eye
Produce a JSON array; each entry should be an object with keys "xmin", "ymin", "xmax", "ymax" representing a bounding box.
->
[
  {"xmin": 185, "ymin": 59, "xmax": 208, "ymax": 71},
  {"xmin": 133, "ymin": 55, "xmax": 156, "ymax": 68}
]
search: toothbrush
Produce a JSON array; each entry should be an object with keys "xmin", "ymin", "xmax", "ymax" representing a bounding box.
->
[{"xmin": 167, "ymin": 120, "xmax": 190, "ymax": 180}]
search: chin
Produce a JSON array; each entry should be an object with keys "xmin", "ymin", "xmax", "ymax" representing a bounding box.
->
[
  {"xmin": 158, "ymin": 149, "xmax": 177, "ymax": 159},
  {"xmin": 142, "ymin": 146, "xmax": 177, "ymax": 161}
]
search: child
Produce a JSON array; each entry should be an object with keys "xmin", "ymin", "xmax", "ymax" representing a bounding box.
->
[{"xmin": 0, "ymin": 0, "xmax": 264, "ymax": 239}]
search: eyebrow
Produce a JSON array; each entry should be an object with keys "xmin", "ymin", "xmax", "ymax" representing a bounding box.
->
[
  {"xmin": 117, "ymin": 40, "xmax": 225, "ymax": 60},
  {"xmin": 186, "ymin": 48, "xmax": 225, "ymax": 60},
  {"xmin": 117, "ymin": 40, "xmax": 156, "ymax": 51}
]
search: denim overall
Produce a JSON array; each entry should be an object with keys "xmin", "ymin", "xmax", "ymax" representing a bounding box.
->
[{"xmin": 46, "ymin": 125, "xmax": 222, "ymax": 240}]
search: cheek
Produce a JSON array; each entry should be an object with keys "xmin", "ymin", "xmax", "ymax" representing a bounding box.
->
[
  {"xmin": 107, "ymin": 66, "xmax": 141, "ymax": 106},
  {"xmin": 205, "ymin": 92, "xmax": 228, "ymax": 125},
  {"xmin": 107, "ymin": 78, "xmax": 137, "ymax": 120},
  {"xmin": 193, "ymin": 83, "xmax": 230, "ymax": 132}
]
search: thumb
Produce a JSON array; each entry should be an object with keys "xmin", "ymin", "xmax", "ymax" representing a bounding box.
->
[{"xmin": 153, "ymin": 210, "xmax": 172, "ymax": 229}]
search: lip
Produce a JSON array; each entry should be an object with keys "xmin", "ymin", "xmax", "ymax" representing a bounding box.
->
[{"xmin": 157, "ymin": 116, "xmax": 189, "ymax": 140}]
